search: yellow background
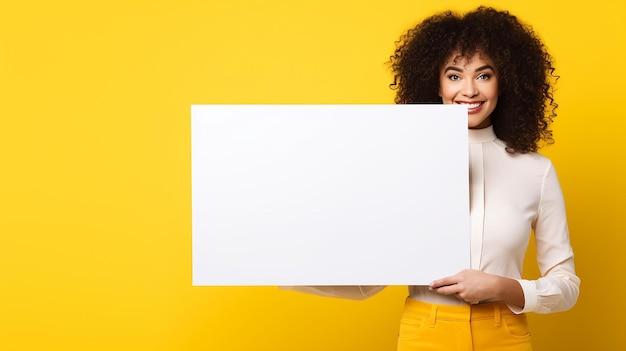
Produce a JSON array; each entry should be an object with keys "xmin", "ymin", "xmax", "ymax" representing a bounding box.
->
[{"xmin": 1, "ymin": 0, "xmax": 624, "ymax": 350}]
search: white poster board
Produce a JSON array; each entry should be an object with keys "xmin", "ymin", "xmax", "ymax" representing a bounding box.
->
[{"xmin": 192, "ymin": 104, "xmax": 469, "ymax": 286}]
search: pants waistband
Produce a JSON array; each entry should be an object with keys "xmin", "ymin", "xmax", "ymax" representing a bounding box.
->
[{"xmin": 404, "ymin": 297, "xmax": 517, "ymax": 322}]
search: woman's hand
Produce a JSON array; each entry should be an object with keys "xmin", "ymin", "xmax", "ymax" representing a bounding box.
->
[{"xmin": 429, "ymin": 269, "xmax": 524, "ymax": 308}]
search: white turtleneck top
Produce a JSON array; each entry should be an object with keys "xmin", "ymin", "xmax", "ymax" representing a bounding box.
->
[{"xmin": 283, "ymin": 126, "xmax": 580, "ymax": 314}]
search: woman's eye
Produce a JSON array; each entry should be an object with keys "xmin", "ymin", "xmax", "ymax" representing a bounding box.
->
[
  {"xmin": 448, "ymin": 74, "xmax": 460, "ymax": 81},
  {"xmin": 477, "ymin": 73, "xmax": 490, "ymax": 80}
]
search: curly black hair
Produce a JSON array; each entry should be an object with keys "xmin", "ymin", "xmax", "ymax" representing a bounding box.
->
[{"xmin": 390, "ymin": 6, "xmax": 557, "ymax": 153}]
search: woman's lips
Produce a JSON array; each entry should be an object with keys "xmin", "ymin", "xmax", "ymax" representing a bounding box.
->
[{"xmin": 458, "ymin": 102, "xmax": 483, "ymax": 114}]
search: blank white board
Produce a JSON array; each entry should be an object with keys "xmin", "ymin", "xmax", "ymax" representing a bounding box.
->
[{"xmin": 192, "ymin": 104, "xmax": 469, "ymax": 286}]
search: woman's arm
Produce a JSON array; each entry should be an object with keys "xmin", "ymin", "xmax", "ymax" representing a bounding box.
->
[{"xmin": 429, "ymin": 270, "xmax": 525, "ymax": 307}]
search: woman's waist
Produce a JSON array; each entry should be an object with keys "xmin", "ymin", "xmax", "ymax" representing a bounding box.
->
[
  {"xmin": 403, "ymin": 295, "xmax": 517, "ymax": 321},
  {"xmin": 408, "ymin": 285, "xmax": 501, "ymax": 307}
]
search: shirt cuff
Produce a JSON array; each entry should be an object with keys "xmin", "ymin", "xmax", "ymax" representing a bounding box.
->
[{"xmin": 509, "ymin": 279, "xmax": 537, "ymax": 314}]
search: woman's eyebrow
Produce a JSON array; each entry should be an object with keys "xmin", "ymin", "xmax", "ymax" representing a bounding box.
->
[
  {"xmin": 475, "ymin": 65, "xmax": 495, "ymax": 72},
  {"xmin": 443, "ymin": 65, "xmax": 495, "ymax": 73},
  {"xmin": 443, "ymin": 66, "xmax": 463, "ymax": 73}
]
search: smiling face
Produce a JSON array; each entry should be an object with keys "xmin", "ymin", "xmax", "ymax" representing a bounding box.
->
[{"xmin": 439, "ymin": 52, "xmax": 499, "ymax": 129}]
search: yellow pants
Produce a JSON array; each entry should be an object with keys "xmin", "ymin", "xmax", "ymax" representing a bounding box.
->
[{"xmin": 397, "ymin": 298, "xmax": 533, "ymax": 351}]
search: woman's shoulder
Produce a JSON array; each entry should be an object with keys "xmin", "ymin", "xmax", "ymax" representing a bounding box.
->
[{"xmin": 493, "ymin": 139, "xmax": 554, "ymax": 169}]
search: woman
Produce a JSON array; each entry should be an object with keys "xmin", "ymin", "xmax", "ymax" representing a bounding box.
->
[{"xmin": 284, "ymin": 6, "xmax": 580, "ymax": 350}]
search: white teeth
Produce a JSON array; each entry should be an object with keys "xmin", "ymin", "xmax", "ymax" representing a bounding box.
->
[{"xmin": 461, "ymin": 102, "xmax": 481, "ymax": 109}]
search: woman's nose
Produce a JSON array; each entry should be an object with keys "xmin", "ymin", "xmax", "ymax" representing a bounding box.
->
[{"xmin": 462, "ymin": 80, "xmax": 478, "ymax": 97}]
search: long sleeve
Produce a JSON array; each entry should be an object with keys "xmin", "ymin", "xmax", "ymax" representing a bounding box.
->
[
  {"xmin": 280, "ymin": 285, "xmax": 386, "ymax": 300},
  {"xmin": 513, "ymin": 163, "xmax": 580, "ymax": 314}
]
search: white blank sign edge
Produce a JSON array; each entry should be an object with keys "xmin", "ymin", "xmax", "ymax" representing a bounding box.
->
[{"xmin": 191, "ymin": 104, "xmax": 469, "ymax": 286}]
